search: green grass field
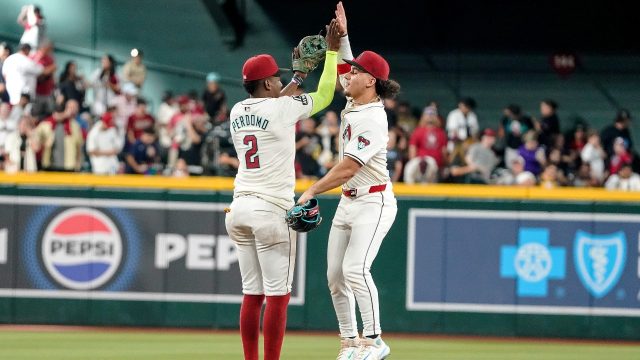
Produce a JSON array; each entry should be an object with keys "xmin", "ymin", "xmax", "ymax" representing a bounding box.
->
[{"xmin": 2, "ymin": 328, "xmax": 640, "ymax": 359}]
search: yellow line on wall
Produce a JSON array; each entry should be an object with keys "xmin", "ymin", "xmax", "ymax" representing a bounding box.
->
[{"xmin": 0, "ymin": 172, "xmax": 638, "ymax": 202}]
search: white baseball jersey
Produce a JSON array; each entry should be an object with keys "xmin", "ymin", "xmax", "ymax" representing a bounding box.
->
[
  {"xmin": 229, "ymin": 94, "xmax": 313, "ymax": 209},
  {"xmin": 339, "ymin": 99, "xmax": 391, "ymax": 189},
  {"xmin": 329, "ymin": 98, "xmax": 397, "ymax": 338}
]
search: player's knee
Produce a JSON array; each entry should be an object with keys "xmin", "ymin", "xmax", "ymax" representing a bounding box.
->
[{"xmin": 342, "ymin": 264, "xmax": 363, "ymax": 286}]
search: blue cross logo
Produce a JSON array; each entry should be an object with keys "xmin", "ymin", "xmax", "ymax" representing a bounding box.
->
[{"xmin": 500, "ymin": 228, "xmax": 566, "ymax": 297}]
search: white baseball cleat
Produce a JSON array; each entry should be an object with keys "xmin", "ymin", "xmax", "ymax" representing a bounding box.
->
[
  {"xmin": 336, "ymin": 337, "xmax": 361, "ymax": 360},
  {"xmin": 356, "ymin": 336, "xmax": 390, "ymax": 360}
]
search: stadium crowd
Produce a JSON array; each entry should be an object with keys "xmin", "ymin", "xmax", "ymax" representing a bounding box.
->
[{"xmin": 0, "ymin": 5, "xmax": 638, "ymax": 190}]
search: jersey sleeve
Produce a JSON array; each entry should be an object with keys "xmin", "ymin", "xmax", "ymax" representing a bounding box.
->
[
  {"xmin": 343, "ymin": 119, "xmax": 385, "ymax": 166},
  {"xmin": 278, "ymin": 94, "xmax": 314, "ymax": 126}
]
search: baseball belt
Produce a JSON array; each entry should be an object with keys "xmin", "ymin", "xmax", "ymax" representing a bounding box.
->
[{"xmin": 342, "ymin": 184, "xmax": 387, "ymax": 199}]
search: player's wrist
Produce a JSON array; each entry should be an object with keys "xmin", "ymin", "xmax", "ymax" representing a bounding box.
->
[
  {"xmin": 293, "ymin": 70, "xmax": 308, "ymax": 79},
  {"xmin": 291, "ymin": 73, "xmax": 305, "ymax": 87}
]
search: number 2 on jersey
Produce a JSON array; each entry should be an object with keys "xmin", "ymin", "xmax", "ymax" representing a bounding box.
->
[{"xmin": 243, "ymin": 135, "xmax": 260, "ymax": 169}]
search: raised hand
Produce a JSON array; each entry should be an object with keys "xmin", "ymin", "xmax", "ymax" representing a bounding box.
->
[
  {"xmin": 325, "ymin": 19, "xmax": 340, "ymax": 51},
  {"xmin": 335, "ymin": 1, "xmax": 347, "ymax": 36}
]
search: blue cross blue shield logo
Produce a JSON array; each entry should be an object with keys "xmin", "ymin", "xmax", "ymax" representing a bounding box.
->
[
  {"xmin": 574, "ymin": 230, "xmax": 626, "ymax": 298},
  {"xmin": 500, "ymin": 228, "xmax": 566, "ymax": 297}
]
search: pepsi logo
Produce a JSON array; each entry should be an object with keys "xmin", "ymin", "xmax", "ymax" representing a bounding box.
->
[{"xmin": 41, "ymin": 208, "xmax": 123, "ymax": 290}]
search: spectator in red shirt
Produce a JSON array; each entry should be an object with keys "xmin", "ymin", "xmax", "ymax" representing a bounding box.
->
[
  {"xmin": 408, "ymin": 105, "xmax": 448, "ymax": 168},
  {"xmin": 29, "ymin": 41, "xmax": 56, "ymax": 117},
  {"xmin": 126, "ymin": 98, "xmax": 155, "ymax": 145},
  {"xmin": 168, "ymin": 95, "xmax": 191, "ymax": 131},
  {"xmin": 166, "ymin": 95, "xmax": 192, "ymax": 168},
  {"xmin": 609, "ymin": 137, "xmax": 632, "ymax": 175}
]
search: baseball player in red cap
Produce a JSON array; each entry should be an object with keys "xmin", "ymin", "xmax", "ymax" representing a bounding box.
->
[
  {"xmin": 225, "ymin": 20, "xmax": 342, "ymax": 360},
  {"xmin": 297, "ymin": 3, "xmax": 401, "ymax": 360}
]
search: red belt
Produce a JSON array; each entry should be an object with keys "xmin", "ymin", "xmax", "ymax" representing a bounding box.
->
[{"xmin": 342, "ymin": 184, "xmax": 387, "ymax": 198}]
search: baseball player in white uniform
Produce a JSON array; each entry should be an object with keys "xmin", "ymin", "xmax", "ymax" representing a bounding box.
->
[
  {"xmin": 297, "ymin": 3, "xmax": 401, "ymax": 360},
  {"xmin": 225, "ymin": 21, "xmax": 341, "ymax": 360}
]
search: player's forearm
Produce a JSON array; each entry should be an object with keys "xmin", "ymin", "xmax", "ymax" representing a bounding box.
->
[
  {"xmin": 280, "ymin": 71, "xmax": 305, "ymax": 96},
  {"xmin": 307, "ymin": 157, "xmax": 359, "ymax": 196},
  {"xmin": 338, "ymin": 35, "xmax": 353, "ymax": 63},
  {"xmin": 308, "ymin": 51, "xmax": 338, "ymax": 116}
]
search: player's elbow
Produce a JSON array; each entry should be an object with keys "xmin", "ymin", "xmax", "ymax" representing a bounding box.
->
[{"xmin": 340, "ymin": 160, "xmax": 361, "ymax": 180}]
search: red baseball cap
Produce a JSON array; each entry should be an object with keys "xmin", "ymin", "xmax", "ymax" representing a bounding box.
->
[
  {"xmin": 101, "ymin": 112, "xmax": 115, "ymax": 128},
  {"xmin": 177, "ymin": 95, "xmax": 190, "ymax": 105},
  {"xmin": 344, "ymin": 51, "xmax": 390, "ymax": 81},
  {"xmin": 482, "ymin": 128, "xmax": 496, "ymax": 137},
  {"xmin": 242, "ymin": 54, "xmax": 288, "ymax": 82}
]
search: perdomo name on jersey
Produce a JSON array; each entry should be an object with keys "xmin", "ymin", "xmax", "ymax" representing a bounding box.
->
[{"xmin": 231, "ymin": 115, "xmax": 270, "ymax": 132}]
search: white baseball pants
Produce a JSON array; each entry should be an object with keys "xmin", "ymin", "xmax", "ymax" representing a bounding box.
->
[
  {"xmin": 327, "ymin": 189, "xmax": 397, "ymax": 337},
  {"xmin": 225, "ymin": 195, "xmax": 296, "ymax": 296}
]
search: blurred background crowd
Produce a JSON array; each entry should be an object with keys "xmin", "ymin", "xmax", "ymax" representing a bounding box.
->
[{"xmin": 1, "ymin": 5, "xmax": 638, "ymax": 191}]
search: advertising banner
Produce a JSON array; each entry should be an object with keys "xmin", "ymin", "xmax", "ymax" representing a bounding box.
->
[
  {"xmin": 0, "ymin": 196, "xmax": 306, "ymax": 304},
  {"xmin": 407, "ymin": 209, "xmax": 640, "ymax": 316}
]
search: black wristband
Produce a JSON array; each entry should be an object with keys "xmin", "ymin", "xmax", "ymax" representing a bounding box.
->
[{"xmin": 291, "ymin": 74, "xmax": 304, "ymax": 86}]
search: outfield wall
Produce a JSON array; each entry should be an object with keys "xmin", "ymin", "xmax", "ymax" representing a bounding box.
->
[{"xmin": 0, "ymin": 173, "xmax": 639, "ymax": 339}]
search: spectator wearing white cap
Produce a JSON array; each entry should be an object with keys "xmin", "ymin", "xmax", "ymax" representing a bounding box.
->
[
  {"xmin": 111, "ymin": 82, "xmax": 138, "ymax": 134},
  {"xmin": 202, "ymin": 72, "xmax": 227, "ymax": 121},
  {"xmin": 122, "ymin": 48, "xmax": 146, "ymax": 88}
]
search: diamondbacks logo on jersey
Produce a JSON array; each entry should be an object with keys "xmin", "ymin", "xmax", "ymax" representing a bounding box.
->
[
  {"xmin": 41, "ymin": 208, "xmax": 123, "ymax": 290},
  {"xmin": 343, "ymin": 124, "xmax": 351, "ymax": 141},
  {"xmin": 357, "ymin": 136, "xmax": 370, "ymax": 150},
  {"xmin": 292, "ymin": 95, "xmax": 308, "ymax": 105}
]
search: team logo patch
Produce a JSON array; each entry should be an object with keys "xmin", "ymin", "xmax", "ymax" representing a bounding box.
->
[
  {"xmin": 292, "ymin": 95, "xmax": 308, "ymax": 105},
  {"xmin": 574, "ymin": 230, "xmax": 626, "ymax": 298},
  {"xmin": 357, "ymin": 136, "xmax": 370, "ymax": 150},
  {"xmin": 41, "ymin": 208, "xmax": 123, "ymax": 290},
  {"xmin": 343, "ymin": 124, "xmax": 351, "ymax": 141}
]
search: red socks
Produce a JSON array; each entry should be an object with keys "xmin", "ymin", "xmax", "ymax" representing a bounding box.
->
[
  {"xmin": 263, "ymin": 293, "xmax": 291, "ymax": 360},
  {"xmin": 240, "ymin": 293, "xmax": 291, "ymax": 360},
  {"xmin": 240, "ymin": 294, "xmax": 265, "ymax": 360}
]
